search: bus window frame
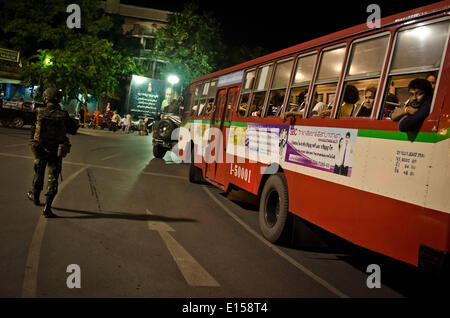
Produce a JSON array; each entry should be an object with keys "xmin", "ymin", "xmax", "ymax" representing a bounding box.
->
[
  {"xmin": 248, "ymin": 63, "xmax": 274, "ymax": 117},
  {"xmin": 235, "ymin": 68, "xmax": 256, "ymax": 118},
  {"xmin": 192, "ymin": 83, "xmax": 202, "ymax": 116},
  {"xmin": 305, "ymin": 43, "xmax": 347, "ymax": 118},
  {"xmin": 375, "ymin": 16, "xmax": 450, "ymax": 120},
  {"xmin": 282, "ymin": 50, "xmax": 318, "ymax": 116},
  {"xmin": 334, "ymin": 31, "xmax": 391, "ymax": 119},
  {"xmin": 263, "ymin": 57, "xmax": 294, "ymax": 118}
]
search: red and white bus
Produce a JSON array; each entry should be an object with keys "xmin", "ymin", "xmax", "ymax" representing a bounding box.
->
[{"xmin": 176, "ymin": 1, "xmax": 450, "ymax": 273}]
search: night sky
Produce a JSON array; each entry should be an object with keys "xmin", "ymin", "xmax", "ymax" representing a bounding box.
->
[{"xmin": 122, "ymin": 0, "xmax": 441, "ymax": 53}]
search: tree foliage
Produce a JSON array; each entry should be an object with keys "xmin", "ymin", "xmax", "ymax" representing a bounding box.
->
[
  {"xmin": 0, "ymin": 0, "xmax": 137, "ymax": 102},
  {"xmin": 151, "ymin": 3, "xmax": 225, "ymax": 87}
]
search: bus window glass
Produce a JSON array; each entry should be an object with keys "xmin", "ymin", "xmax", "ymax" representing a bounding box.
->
[
  {"xmin": 338, "ymin": 80, "xmax": 380, "ymax": 118},
  {"xmin": 255, "ymin": 64, "xmax": 273, "ymax": 91},
  {"xmin": 243, "ymin": 70, "xmax": 256, "ymax": 91},
  {"xmin": 390, "ymin": 21, "xmax": 449, "ymax": 73},
  {"xmin": 199, "ymin": 82, "xmax": 210, "ymax": 116},
  {"xmin": 380, "ymin": 72, "xmax": 437, "ymax": 119},
  {"xmin": 191, "ymin": 84, "xmax": 202, "ymax": 116},
  {"xmin": 208, "ymin": 80, "xmax": 218, "ymax": 100},
  {"xmin": 309, "ymin": 83, "xmax": 338, "ymax": 117},
  {"xmin": 380, "ymin": 20, "xmax": 449, "ymax": 120},
  {"xmin": 249, "ymin": 92, "xmax": 266, "ymax": 116},
  {"xmin": 286, "ymin": 86, "xmax": 309, "ymax": 117},
  {"xmin": 293, "ymin": 54, "xmax": 317, "ymax": 85},
  {"xmin": 337, "ymin": 35, "xmax": 389, "ymax": 118},
  {"xmin": 265, "ymin": 60, "xmax": 293, "ymax": 117},
  {"xmin": 237, "ymin": 94, "xmax": 250, "ymax": 116},
  {"xmin": 316, "ymin": 47, "xmax": 346, "ymax": 82},
  {"xmin": 347, "ymin": 36, "xmax": 389, "ymax": 77},
  {"xmin": 225, "ymin": 91, "xmax": 235, "ymax": 122},
  {"xmin": 308, "ymin": 46, "xmax": 346, "ymax": 117},
  {"xmin": 285, "ymin": 54, "xmax": 317, "ymax": 118}
]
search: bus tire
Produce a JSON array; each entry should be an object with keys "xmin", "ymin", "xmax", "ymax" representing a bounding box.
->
[{"xmin": 259, "ymin": 172, "xmax": 291, "ymax": 243}]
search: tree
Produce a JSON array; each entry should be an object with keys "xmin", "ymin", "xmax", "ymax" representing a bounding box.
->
[
  {"xmin": 0, "ymin": 0, "xmax": 137, "ymax": 103},
  {"xmin": 150, "ymin": 2, "xmax": 225, "ymax": 88}
]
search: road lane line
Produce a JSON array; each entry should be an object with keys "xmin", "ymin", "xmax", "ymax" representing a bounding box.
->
[
  {"xmin": 101, "ymin": 154, "xmax": 120, "ymax": 161},
  {"xmin": 0, "ymin": 153, "xmax": 187, "ymax": 181},
  {"xmin": 21, "ymin": 167, "xmax": 88, "ymax": 298},
  {"xmin": 5, "ymin": 143, "xmax": 29, "ymax": 148},
  {"xmin": 146, "ymin": 209, "xmax": 220, "ymax": 287},
  {"xmin": 202, "ymin": 185, "xmax": 350, "ymax": 298}
]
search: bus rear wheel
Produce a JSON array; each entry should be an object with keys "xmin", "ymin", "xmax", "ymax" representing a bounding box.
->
[{"xmin": 259, "ymin": 173, "xmax": 291, "ymax": 243}]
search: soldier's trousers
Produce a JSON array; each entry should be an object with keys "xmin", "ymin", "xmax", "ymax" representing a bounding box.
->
[{"xmin": 32, "ymin": 154, "xmax": 62, "ymax": 197}]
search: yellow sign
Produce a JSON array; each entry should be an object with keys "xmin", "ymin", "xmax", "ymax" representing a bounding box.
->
[{"xmin": 0, "ymin": 48, "xmax": 20, "ymax": 63}]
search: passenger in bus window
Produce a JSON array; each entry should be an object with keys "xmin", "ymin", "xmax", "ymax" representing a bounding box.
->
[
  {"xmin": 381, "ymin": 93, "xmax": 399, "ymax": 119},
  {"xmin": 339, "ymin": 85, "xmax": 359, "ymax": 117},
  {"xmin": 391, "ymin": 78, "xmax": 432, "ymax": 132},
  {"xmin": 426, "ymin": 72, "xmax": 437, "ymax": 91},
  {"xmin": 251, "ymin": 104, "xmax": 262, "ymax": 116},
  {"xmin": 268, "ymin": 91, "xmax": 284, "ymax": 116},
  {"xmin": 310, "ymin": 92, "xmax": 326, "ymax": 116},
  {"xmin": 355, "ymin": 87, "xmax": 377, "ymax": 117},
  {"xmin": 284, "ymin": 91, "xmax": 308, "ymax": 119}
]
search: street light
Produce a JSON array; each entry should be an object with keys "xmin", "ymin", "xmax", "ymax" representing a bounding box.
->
[
  {"xmin": 167, "ymin": 75, "xmax": 179, "ymax": 101},
  {"xmin": 167, "ymin": 75, "xmax": 179, "ymax": 85}
]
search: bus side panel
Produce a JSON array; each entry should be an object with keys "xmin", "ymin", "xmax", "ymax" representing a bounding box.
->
[{"xmin": 285, "ymin": 168, "xmax": 449, "ymax": 267}]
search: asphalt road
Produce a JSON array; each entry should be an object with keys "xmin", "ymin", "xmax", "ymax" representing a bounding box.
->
[{"xmin": 0, "ymin": 126, "xmax": 448, "ymax": 302}]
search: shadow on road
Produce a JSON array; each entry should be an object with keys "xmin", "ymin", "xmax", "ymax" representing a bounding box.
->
[{"xmin": 52, "ymin": 206, "xmax": 198, "ymax": 223}]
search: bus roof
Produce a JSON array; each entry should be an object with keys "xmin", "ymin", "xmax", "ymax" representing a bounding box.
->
[{"xmin": 193, "ymin": 0, "xmax": 450, "ymax": 85}]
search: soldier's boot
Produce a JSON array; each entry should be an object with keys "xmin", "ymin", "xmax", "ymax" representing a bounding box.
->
[
  {"xmin": 27, "ymin": 190, "xmax": 42, "ymax": 206},
  {"xmin": 42, "ymin": 195, "xmax": 58, "ymax": 218}
]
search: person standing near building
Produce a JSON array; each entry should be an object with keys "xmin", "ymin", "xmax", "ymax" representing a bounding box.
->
[
  {"xmin": 27, "ymin": 88, "xmax": 77, "ymax": 218},
  {"xmin": 125, "ymin": 113, "xmax": 132, "ymax": 134},
  {"xmin": 93, "ymin": 108, "xmax": 100, "ymax": 129}
]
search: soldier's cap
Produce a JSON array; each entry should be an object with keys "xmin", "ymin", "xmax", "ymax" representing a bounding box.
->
[{"xmin": 43, "ymin": 88, "xmax": 63, "ymax": 102}]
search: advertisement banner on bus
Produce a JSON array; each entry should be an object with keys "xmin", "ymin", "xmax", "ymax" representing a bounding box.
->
[{"xmin": 284, "ymin": 126, "xmax": 357, "ymax": 177}]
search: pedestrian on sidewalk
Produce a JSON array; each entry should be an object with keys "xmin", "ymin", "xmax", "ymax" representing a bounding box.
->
[{"xmin": 125, "ymin": 113, "xmax": 132, "ymax": 134}]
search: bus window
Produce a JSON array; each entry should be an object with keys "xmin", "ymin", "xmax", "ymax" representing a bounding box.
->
[
  {"xmin": 203, "ymin": 80, "xmax": 218, "ymax": 117},
  {"xmin": 225, "ymin": 91, "xmax": 236, "ymax": 122},
  {"xmin": 248, "ymin": 64, "xmax": 273, "ymax": 116},
  {"xmin": 191, "ymin": 84, "xmax": 202, "ymax": 116},
  {"xmin": 285, "ymin": 53, "xmax": 317, "ymax": 117},
  {"xmin": 337, "ymin": 35, "xmax": 390, "ymax": 118},
  {"xmin": 379, "ymin": 20, "xmax": 449, "ymax": 120},
  {"xmin": 236, "ymin": 70, "xmax": 255, "ymax": 117},
  {"xmin": 198, "ymin": 82, "xmax": 210, "ymax": 116},
  {"xmin": 307, "ymin": 46, "xmax": 346, "ymax": 118},
  {"xmin": 265, "ymin": 59, "xmax": 293, "ymax": 117}
]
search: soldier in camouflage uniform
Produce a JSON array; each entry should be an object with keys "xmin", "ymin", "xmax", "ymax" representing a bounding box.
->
[{"xmin": 27, "ymin": 88, "xmax": 76, "ymax": 218}]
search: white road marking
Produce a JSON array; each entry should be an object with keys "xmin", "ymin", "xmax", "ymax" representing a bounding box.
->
[
  {"xmin": 5, "ymin": 143, "xmax": 29, "ymax": 148},
  {"xmin": 100, "ymin": 154, "xmax": 120, "ymax": 161},
  {"xmin": 146, "ymin": 209, "xmax": 220, "ymax": 287},
  {"xmin": 0, "ymin": 153, "xmax": 187, "ymax": 181},
  {"xmin": 21, "ymin": 167, "xmax": 88, "ymax": 298},
  {"xmin": 202, "ymin": 185, "xmax": 350, "ymax": 298}
]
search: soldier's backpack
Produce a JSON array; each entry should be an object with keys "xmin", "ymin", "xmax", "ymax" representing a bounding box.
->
[{"xmin": 35, "ymin": 110, "xmax": 67, "ymax": 147}]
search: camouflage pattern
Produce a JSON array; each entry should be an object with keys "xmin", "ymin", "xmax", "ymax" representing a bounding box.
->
[{"xmin": 30, "ymin": 102, "xmax": 71, "ymax": 197}]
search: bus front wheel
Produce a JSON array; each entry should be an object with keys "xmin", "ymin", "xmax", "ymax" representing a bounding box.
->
[{"xmin": 259, "ymin": 173, "xmax": 291, "ymax": 243}]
